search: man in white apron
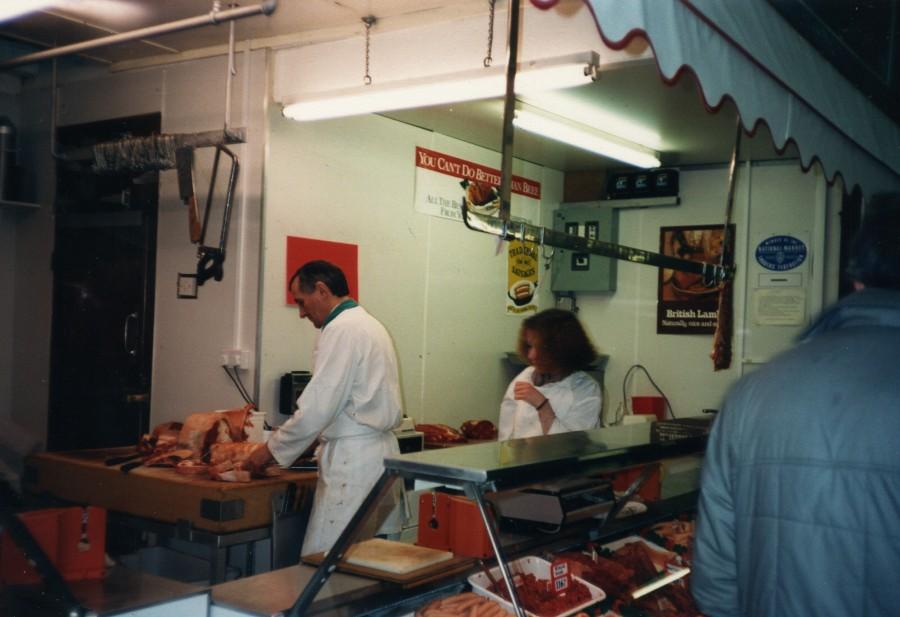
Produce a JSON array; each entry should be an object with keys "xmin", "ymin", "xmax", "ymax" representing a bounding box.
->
[{"xmin": 245, "ymin": 260, "xmax": 402, "ymax": 555}]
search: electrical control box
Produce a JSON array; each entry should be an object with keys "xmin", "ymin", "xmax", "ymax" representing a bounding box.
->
[{"xmin": 551, "ymin": 203, "xmax": 618, "ymax": 292}]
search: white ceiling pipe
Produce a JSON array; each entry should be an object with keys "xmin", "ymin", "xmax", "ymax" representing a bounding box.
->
[{"xmin": 0, "ymin": 0, "xmax": 277, "ymax": 69}]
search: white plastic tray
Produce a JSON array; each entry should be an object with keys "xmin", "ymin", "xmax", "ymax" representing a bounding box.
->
[{"xmin": 468, "ymin": 555, "xmax": 606, "ymax": 617}]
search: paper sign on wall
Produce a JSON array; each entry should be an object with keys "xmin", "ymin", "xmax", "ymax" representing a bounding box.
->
[
  {"xmin": 507, "ymin": 239, "xmax": 539, "ymax": 314},
  {"xmin": 285, "ymin": 236, "xmax": 358, "ymax": 305},
  {"xmin": 753, "ymin": 288, "xmax": 806, "ymax": 325},
  {"xmin": 657, "ymin": 224, "xmax": 734, "ymax": 335}
]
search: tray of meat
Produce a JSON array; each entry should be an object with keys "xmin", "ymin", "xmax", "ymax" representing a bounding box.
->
[
  {"xmin": 468, "ymin": 556, "xmax": 605, "ymax": 617},
  {"xmin": 599, "ymin": 537, "xmax": 701, "ymax": 617},
  {"xmin": 602, "ymin": 537, "xmax": 679, "ymax": 574},
  {"xmin": 415, "ymin": 591, "xmax": 511, "ymax": 616},
  {"xmin": 460, "ymin": 419, "xmax": 498, "ymax": 440},
  {"xmin": 416, "ymin": 423, "xmax": 468, "ymax": 447},
  {"xmin": 645, "ymin": 519, "xmax": 696, "ymax": 565}
]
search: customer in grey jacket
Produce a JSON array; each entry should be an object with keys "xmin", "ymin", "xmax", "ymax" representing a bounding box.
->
[{"xmin": 693, "ymin": 192, "xmax": 900, "ymax": 617}]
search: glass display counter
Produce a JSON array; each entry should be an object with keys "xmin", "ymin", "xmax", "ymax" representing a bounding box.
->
[{"xmin": 284, "ymin": 421, "xmax": 708, "ymax": 617}]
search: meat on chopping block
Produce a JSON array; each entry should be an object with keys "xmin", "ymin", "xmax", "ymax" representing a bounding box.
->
[
  {"xmin": 177, "ymin": 404, "xmax": 254, "ymax": 456},
  {"xmin": 138, "ymin": 421, "xmax": 183, "ymax": 456},
  {"xmin": 208, "ymin": 442, "xmax": 282, "ymax": 482},
  {"xmin": 134, "ymin": 404, "xmax": 258, "ymax": 481}
]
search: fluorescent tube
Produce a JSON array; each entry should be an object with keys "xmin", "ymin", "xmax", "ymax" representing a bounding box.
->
[
  {"xmin": 514, "ymin": 107, "xmax": 661, "ymax": 168},
  {"xmin": 283, "ymin": 53, "xmax": 599, "ymax": 121}
]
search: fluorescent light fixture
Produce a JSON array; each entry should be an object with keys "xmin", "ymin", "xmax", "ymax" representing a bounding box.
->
[
  {"xmin": 0, "ymin": 1, "xmax": 56, "ymax": 22},
  {"xmin": 283, "ymin": 52, "xmax": 599, "ymax": 122},
  {"xmin": 514, "ymin": 105, "xmax": 661, "ymax": 168}
]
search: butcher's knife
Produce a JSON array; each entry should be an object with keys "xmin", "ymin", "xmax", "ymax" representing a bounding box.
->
[
  {"xmin": 104, "ymin": 452, "xmax": 143, "ymax": 466},
  {"xmin": 599, "ymin": 463, "xmax": 657, "ymax": 529},
  {"xmin": 175, "ymin": 147, "xmax": 202, "ymax": 243}
]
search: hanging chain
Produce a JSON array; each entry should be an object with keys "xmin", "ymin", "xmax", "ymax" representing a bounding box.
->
[
  {"xmin": 362, "ymin": 15, "xmax": 376, "ymax": 85},
  {"xmin": 484, "ymin": 0, "xmax": 496, "ymax": 67}
]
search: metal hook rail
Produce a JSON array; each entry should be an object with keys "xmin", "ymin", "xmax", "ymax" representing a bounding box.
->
[
  {"xmin": 461, "ymin": 201, "xmax": 735, "ymax": 285},
  {"xmin": 0, "ymin": 0, "xmax": 277, "ymax": 69}
]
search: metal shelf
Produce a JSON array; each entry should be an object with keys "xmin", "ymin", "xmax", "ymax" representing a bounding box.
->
[
  {"xmin": 598, "ymin": 195, "xmax": 680, "ymax": 209},
  {"xmin": 0, "ymin": 198, "xmax": 40, "ymax": 211}
]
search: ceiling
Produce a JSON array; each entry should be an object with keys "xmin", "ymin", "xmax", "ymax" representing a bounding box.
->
[{"xmin": 0, "ymin": 0, "xmax": 796, "ymax": 173}]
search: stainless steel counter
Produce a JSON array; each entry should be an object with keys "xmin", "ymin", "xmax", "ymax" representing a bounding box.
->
[
  {"xmin": 280, "ymin": 423, "xmax": 710, "ymax": 617},
  {"xmin": 0, "ymin": 566, "xmax": 206, "ymax": 616},
  {"xmin": 384, "ymin": 424, "xmax": 703, "ymax": 488},
  {"xmin": 210, "ymin": 564, "xmax": 383, "ymax": 616}
]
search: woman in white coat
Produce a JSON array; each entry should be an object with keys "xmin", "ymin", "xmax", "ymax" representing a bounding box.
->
[{"xmin": 499, "ymin": 309, "xmax": 602, "ymax": 440}]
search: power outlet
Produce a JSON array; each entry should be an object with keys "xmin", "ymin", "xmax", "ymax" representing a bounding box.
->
[{"xmin": 221, "ymin": 349, "xmax": 252, "ymax": 369}]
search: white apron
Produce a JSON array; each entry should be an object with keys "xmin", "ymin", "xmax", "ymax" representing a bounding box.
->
[{"xmin": 301, "ymin": 431, "xmax": 402, "ymax": 556}]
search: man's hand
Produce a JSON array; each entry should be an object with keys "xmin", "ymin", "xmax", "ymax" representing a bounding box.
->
[
  {"xmin": 242, "ymin": 442, "xmax": 275, "ymax": 473},
  {"xmin": 513, "ymin": 381, "xmax": 546, "ymax": 409}
]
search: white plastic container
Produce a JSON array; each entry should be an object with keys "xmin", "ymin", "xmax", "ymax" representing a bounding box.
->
[
  {"xmin": 247, "ymin": 411, "xmax": 267, "ymax": 443},
  {"xmin": 468, "ymin": 555, "xmax": 606, "ymax": 617}
]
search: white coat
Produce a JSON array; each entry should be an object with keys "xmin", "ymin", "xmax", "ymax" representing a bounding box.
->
[
  {"xmin": 267, "ymin": 305, "xmax": 403, "ymax": 556},
  {"xmin": 498, "ymin": 366, "xmax": 601, "ymax": 440}
]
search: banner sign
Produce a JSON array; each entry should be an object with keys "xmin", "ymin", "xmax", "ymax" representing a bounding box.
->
[{"xmin": 414, "ymin": 146, "xmax": 541, "ymax": 221}]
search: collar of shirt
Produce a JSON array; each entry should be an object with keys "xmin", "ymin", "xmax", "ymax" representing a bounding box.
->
[{"xmin": 322, "ymin": 299, "xmax": 358, "ymax": 330}]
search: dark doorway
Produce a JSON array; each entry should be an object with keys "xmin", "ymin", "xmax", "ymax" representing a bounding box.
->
[{"xmin": 48, "ymin": 114, "xmax": 159, "ymax": 451}]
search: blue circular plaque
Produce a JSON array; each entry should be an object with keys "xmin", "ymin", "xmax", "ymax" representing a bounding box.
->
[{"xmin": 755, "ymin": 235, "xmax": 807, "ymax": 271}]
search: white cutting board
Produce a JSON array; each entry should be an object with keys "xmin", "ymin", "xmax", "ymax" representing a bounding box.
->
[{"xmin": 344, "ymin": 538, "xmax": 453, "ymax": 574}]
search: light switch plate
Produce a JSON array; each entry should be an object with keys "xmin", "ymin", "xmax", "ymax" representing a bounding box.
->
[{"xmin": 177, "ymin": 273, "xmax": 198, "ymax": 299}]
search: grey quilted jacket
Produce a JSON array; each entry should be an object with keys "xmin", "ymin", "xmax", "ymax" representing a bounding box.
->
[{"xmin": 693, "ymin": 288, "xmax": 900, "ymax": 617}]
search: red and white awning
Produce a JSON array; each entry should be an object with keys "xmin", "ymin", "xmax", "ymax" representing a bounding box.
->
[{"xmin": 578, "ymin": 0, "xmax": 900, "ymax": 196}]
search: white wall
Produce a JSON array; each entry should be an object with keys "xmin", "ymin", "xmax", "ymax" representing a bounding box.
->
[
  {"xmin": 6, "ymin": 50, "xmax": 267, "ymax": 445},
  {"xmin": 272, "ymin": 2, "xmax": 651, "ymax": 105},
  {"xmin": 260, "ymin": 104, "xmax": 832, "ymax": 430},
  {"xmin": 6, "ymin": 83, "xmax": 56, "ymax": 444},
  {"xmin": 259, "ymin": 110, "xmax": 562, "ymax": 428},
  {"xmin": 581, "ymin": 161, "xmax": 829, "ymax": 421}
]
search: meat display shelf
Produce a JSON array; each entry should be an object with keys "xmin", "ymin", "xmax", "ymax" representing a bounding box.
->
[{"xmin": 283, "ymin": 422, "xmax": 707, "ymax": 617}]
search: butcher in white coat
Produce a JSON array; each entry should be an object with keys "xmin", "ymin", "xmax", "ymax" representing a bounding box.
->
[{"xmin": 245, "ymin": 260, "xmax": 402, "ymax": 556}]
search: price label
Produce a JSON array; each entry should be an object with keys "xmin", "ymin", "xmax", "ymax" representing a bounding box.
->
[{"xmin": 550, "ymin": 559, "xmax": 570, "ymax": 596}]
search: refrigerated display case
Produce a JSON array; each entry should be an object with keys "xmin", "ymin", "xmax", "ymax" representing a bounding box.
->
[{"xmin": 210, "ymin": 419, "xmax": 709, "ymax": 617}]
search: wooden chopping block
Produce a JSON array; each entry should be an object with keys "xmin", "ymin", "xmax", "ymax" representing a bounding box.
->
[{"xmin": 344, "ymin": 538, "xmax": 453, "ymax": 574}]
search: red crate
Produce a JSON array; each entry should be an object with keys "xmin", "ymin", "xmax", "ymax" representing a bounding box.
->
[
  {"xmin": 0, "ymin": 507, "xmax": 106, "ymax": 585},
  {"xmin": 0, "ymin": 509, "xmax": 60, "ymax": 585},
  {"xmin": 56, "ymin": 507, "xmax": 106, "ymax": 581},
  {"xmin": 416, "ymin": 491, "xmax": 452, "ymax": 551},
  {"xmin": 632, "ymin": 395, "xmax": 666, "ymax": 421},
  {"xmin": 448, "ymin": 496, "xmax": 493, "ymax": 559}
]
